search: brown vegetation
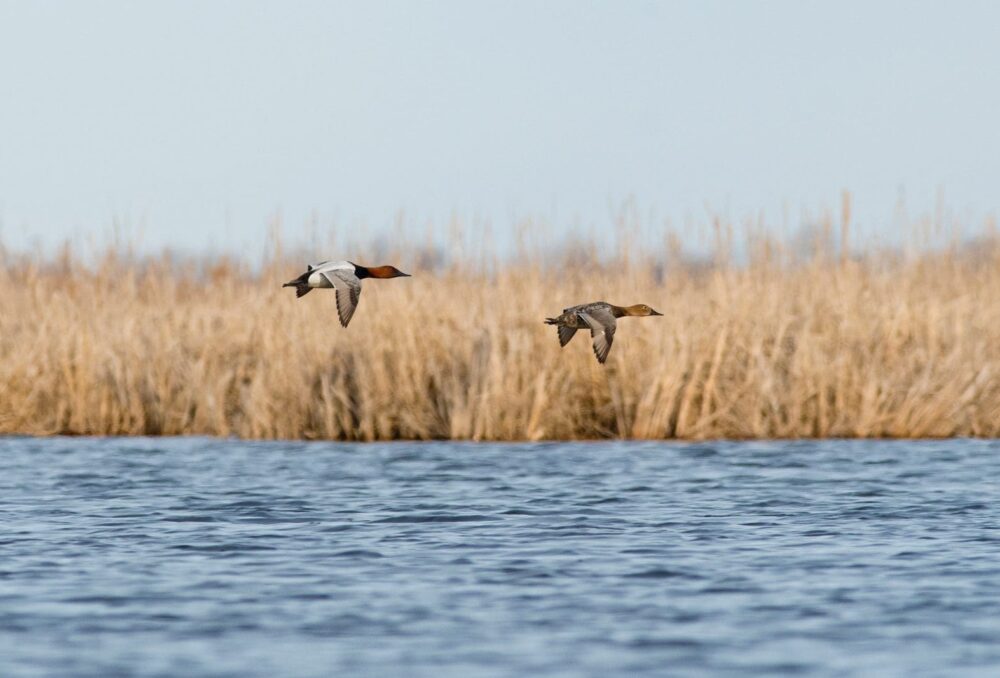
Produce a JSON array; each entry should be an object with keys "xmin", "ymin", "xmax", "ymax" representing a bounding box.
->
[{"xmin": 2, "ymin": 214, "xmax": 999, "ymax": 440}]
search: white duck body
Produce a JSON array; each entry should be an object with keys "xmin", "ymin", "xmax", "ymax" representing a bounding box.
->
[
  {"xmin": 306, "ymin": 260, "xmax": 354, "ymax": 288},
  {"xmin": 284, "ymin": 259, "xmax": 410, "ymax": 328}
]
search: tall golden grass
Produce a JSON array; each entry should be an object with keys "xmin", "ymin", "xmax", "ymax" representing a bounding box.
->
[{"xmin": 2, "ymin": 209, "xmax": 999, "ymax": 440}]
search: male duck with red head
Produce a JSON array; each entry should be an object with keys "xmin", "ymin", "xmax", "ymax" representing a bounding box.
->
[{"xmin": 283, "ymin": 260, "xmax": 410, "ymax": 327}]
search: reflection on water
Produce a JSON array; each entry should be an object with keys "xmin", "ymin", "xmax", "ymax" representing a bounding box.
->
[{"xmin": 1, "ymin": 437, "xmax": 999, "ymax": 677}]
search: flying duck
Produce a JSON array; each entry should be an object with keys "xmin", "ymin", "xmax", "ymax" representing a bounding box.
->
[
  {"xmin": 544, "ymin": 302, "xmax": 662, "ymax": 363},
  {"xmin": 283, "ymin": 260, "xmax": 410, "ymax": 327}
]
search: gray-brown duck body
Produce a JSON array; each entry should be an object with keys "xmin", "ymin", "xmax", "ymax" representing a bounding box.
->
[{"xmin": 544, "ymin": 301, "xmax": 662, "ymax": 363}]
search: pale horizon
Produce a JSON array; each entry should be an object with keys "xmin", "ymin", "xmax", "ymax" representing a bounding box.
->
[{"xmin": 2, "ymin": 0, "xmax": 999, "ymax": 255}]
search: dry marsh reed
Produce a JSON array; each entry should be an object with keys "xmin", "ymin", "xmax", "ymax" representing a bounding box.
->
[{"xmin": 2, "ymin": 217, "xmax": 999, "ymax": 440}]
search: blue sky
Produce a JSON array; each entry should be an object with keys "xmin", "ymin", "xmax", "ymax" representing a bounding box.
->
[{"xmin": 1, "ymin": 0, "xmax": 998, "ymax": 254}]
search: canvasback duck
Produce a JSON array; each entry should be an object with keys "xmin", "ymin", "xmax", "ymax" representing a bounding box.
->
[
  {"xmin": 545, "ymin": 301, "xmax": 662, "ymax": 364},
  {"xmin": 283, "ymin": 260, "xmax": 410, "ymax": 327}
]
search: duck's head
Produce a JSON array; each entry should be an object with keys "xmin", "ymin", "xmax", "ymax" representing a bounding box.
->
[
  {"xmin": 355, "ymin": 264, "xmax": 411, "ymax": 279},
  {"xmin": 625, "ymin": 304, "xmax": 663, "ymax": 317}
]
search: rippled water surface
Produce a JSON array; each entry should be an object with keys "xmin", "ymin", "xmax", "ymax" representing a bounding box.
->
[{"xmin": 2, "ymin": 437, "xmax": 1000, "ymax": 677}]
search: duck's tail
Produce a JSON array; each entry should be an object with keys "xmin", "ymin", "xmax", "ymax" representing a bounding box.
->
[
  {"xmin": 544, "ymin": 317, "xmax": 559, "ymax": 325},
  {"xmin": 282, "ymin": 280, "xmax": 312, "ymax": 298}
]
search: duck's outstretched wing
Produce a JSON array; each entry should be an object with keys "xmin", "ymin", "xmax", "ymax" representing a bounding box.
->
[
  {"xmin": 557, "ymin": 325, "xmax": 579, "ymax": 347},
  {"xmin": 322, "ymin": 270, "xmax": 362, "ymax": 327},
  {"xmin": 579, "ymin": 309, "xmax": 617, "ymax": 364}
]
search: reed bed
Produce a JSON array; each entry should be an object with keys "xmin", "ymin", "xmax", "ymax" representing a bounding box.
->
[{"xmin": 2, "ymin": 220, "xmax": 999, "ymax": 440}]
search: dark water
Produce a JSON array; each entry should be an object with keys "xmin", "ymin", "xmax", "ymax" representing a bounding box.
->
[{"xmin": 2, "ymin": 438, "xmax": 999, "ymax": 677}]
